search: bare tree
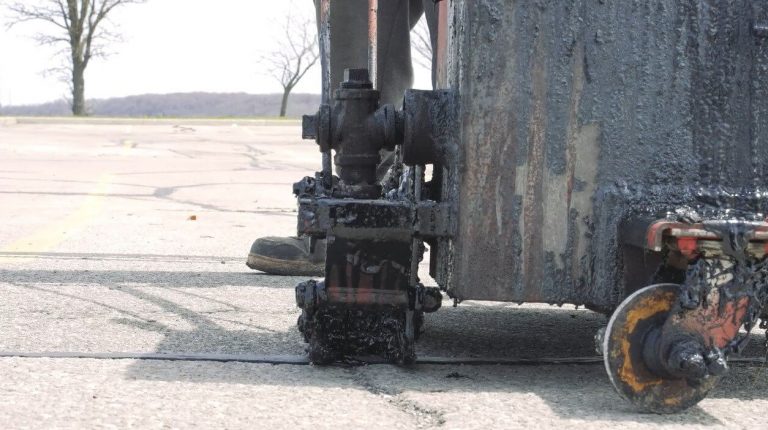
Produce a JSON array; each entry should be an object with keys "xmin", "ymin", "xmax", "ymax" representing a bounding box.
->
[
  {"xmin": 262, "ymin": 10, "xmax": 319, "ymax": 118},
  {"xmin": 411, "ymin": 16, "xmax": 433, "ymax": 72},
  {"xmin": 5, "ymin": 0, "xmax": 145, "ymax": 116}
]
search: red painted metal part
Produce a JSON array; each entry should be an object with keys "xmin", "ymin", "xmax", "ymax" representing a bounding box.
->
[
  {"xmin": 676, "ymin": 237, "xmax": 699, "ymax": 259},
  {"xmin": 323, "ymin": 239, "xmax": 412, "ymax": 307},
  {"xmin": 644, "ymin": 219, "xmax": 768, "ymax": 252},
  {"xmin": 326, "ymin": 287, "xmax": 408, "ymax": 306},
  {"xmin": 662, "ymin": 289, "xmax": 751, "ymax": 351}
]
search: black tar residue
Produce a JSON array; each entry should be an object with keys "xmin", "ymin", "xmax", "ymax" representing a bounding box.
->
[{"xmin": 437, "ymin": 0, "xmax": 768, "ymax": 312}]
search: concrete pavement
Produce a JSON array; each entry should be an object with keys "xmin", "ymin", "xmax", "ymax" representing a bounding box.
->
[{"xmin": 1, "ymin": 119, "xmax": 767, "ymax": 429}]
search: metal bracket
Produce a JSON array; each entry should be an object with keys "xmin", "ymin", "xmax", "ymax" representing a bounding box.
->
[
  {"xmin": 296, "ymin": 196, "xmax": 454, "ymax": 241},
  {"xmin": 620, "ymin": 218, "xmax": 768, "ymax": 253}
]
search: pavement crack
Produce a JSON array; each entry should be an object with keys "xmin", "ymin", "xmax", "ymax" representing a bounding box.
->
[{"xmin": 350, "ymin": 369, "xmax": 445, "ymax": 428}]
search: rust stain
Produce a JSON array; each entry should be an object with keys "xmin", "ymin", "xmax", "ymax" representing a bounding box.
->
[
  {"xmin": 674, "ymin": 289, "xmax": 751, "ymax": 350},
  {"xmin": 522, "ymin": 25, "xmax": 548, "ymax": 301},
  {"xmin": 565, "ymin": 42, "xmax": 586, "ymax": 211},
  {"xmin": 617, "ymin": 291, "xmax": 675, "ymax": 393},
  {"xmin": 436, "ymin": 0, "xmax": 449, "ymax": 89}
]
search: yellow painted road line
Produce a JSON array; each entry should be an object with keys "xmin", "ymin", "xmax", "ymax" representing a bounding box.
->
[
  {"xmin": 0, "ymin": 136, "xmax": 134, "ymax": 265},
  {"xmin": 0, "ymin": 173, "xmax": 114, "ymax": 266}
]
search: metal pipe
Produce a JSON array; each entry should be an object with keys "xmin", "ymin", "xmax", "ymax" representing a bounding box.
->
[
  {"xmin": 368, "ymin": 0, "xmax": 378, "ymax": 90},
  {"xmin": 414, "ymin": 165, "xmax": 423, "ymax": 202},
  {"xmin": 319, "ymin": 0, "xmax": 333, "ymax": 187},
  {"xmin": 409, "ymin": 166, "xmax": 424, "ymax": 288},
  {"xmin": 319, "ymin": 0, "xmax": 332, "ymax": 104}
]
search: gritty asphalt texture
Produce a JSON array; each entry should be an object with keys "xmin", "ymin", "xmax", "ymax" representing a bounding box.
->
[{"xmin": 1, "ymin": 119, "xmax": 766, "ymax": 429}]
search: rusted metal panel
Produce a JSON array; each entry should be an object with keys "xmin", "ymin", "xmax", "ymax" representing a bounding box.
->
[
  {"xmin": 325, "ymin": 239, "xmax": 411, "ymax": 305},
  {"xmin": 444, "ymin": 0, "xmax": 768, "ymax": 310}
]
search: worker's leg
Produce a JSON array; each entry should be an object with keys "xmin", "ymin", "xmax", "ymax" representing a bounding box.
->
[
  {"xmin": 421, "ymin": 0, "xmax": 438, "ymax": 88},
  {"xmin": 319, "ymin": 0, "xmax": 418, "ymax": 105}
]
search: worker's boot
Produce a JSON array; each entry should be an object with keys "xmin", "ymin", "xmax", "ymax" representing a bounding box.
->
[{"xmin": 246, "ymin": 236, "xmax": 325, "ymax": 276}]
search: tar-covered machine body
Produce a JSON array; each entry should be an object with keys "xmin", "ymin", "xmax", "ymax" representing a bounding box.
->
[{"xmin": 293, "ymin": 0, "xmax": 768, "ymax": 413}]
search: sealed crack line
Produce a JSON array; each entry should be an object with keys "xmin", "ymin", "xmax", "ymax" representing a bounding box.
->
[
  {"xmin": 0, "ymin": 351, "xmax": 765, "ymax": 367},
  {"xmin": 0, "ymin": 351, "xmax": 309, "ymax": 365},
  {"xmin": 351, "ymin": 368, "xmax": 446, "ymax": 428}
]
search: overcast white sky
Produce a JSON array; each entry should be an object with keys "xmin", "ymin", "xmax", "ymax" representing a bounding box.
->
[{"xmin": 0, "ymin": 0, "xmax": 431, "ymax": 106}]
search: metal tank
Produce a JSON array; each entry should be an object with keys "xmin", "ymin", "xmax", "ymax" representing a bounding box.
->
[
  {"xmin": 437, "ymin": 0, "xmax": 768, "ymax": 311},
  {"xmin": 293, "ymin": 0, "xmax": 768, "ymax": 413}
]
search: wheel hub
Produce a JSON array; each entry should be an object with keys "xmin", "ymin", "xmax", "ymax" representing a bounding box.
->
[{"xmin": 603, "ymin": 284, "xmax": 720, "ymax": 413}]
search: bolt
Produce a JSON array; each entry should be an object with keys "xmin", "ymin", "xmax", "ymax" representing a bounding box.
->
[
  {"xmin": 295, "ymin": 282, "xmax": 308, "ymax": 308},
  {"xmin": 421, "ymin": 286, "xmax": 443, "ymax": 313},
  {"xmin": 667, "ymin": 340, "xmax": 707, "ymax": 380},
  {"xmin": 705, "ymin": 348, "xmax": 729, "ymax": 376},
  {"xmin": 342, "ymin": 68, "xmax": 373, "ymax": 89},
  {"xmin": 302, "ymin": 114, "xmax": 318, "ymax": 140}
]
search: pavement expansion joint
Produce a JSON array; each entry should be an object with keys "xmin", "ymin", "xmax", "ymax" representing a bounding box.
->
[{"xmin": 0, "ymin": 351, "xmax": 765, "ymax": 367}]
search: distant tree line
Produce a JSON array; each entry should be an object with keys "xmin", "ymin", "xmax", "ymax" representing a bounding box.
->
[{"xmin": 0, "ymin": 92, "xmax": 322, "ymax": 118}]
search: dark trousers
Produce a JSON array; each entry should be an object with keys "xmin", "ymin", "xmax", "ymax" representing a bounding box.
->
[{"xmin": 314, "ymin": 0, "xmax": 438, "ymax": 105}]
